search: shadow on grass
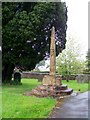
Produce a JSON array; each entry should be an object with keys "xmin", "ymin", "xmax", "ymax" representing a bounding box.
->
[{"xmin": 2, "ymin": 78, "xmax": 41, "ymax": 94}]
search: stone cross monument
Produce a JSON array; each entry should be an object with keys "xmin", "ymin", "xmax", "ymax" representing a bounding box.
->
[
  {"xmin": 42, "ymin": 26, "xmax": 57, "ymax": 85},
  {"xmin": 25, "ymin": 26, "xmax": 73, "ymax": 97}
]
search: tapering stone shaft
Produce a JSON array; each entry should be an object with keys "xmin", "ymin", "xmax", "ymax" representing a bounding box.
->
[
  {"xmin": 42, "ymin": 26, "xmax": 57, "ymax": 85},
  {"xmin": 50, "ymin": 26, "xmax": 56, "ymax": 76}
]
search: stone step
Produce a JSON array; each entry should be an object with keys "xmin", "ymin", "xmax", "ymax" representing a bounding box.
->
[
  {"xmin": 55, "ymin": 87, "xmax": 73, "ymax": 95},
  {"xmin": 55, "ymin": 84, "xmax": 67, "ymax": 91},
  {"xmin": 60, "ymin": 88, "xmax": 73, "ymax": 95},
  {"xmin": 29, "ymin": 84, "xmax": 73, "ymax": 97},
  {"xmin": 60, "ymin": 84, "xmax": 68, "ymax": 90}
]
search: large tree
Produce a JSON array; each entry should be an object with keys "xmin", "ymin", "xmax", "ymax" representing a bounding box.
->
[
  {"xmin": 2, "ymin": 2, "xmax": 67, "ymax": 83},
  {"xmin": 85, "ymin": 49, "xmax": 90, "ymax": 74}
]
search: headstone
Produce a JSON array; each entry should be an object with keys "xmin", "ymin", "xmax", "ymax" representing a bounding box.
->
[
  {"xmin": 13, "ymin": 67, "xmax": 22, "ymax": 84},
  {"xmin": 76, "ymin": 74, "xmax": 89, "ymax": 83},
  {"xmin": 14, "ymin": 72, "xmax": 21, "ymax": 83}
]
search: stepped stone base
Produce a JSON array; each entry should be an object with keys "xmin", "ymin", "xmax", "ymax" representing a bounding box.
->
[
  {"xmin": 24, "ymin": 74, "xmax": 73, "ymax": 98},
  {"xmin": 24, "ymin": 84, "xmax": 73, "ymax": 98}
]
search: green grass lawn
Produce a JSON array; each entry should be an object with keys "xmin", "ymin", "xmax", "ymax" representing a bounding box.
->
[
  {"xmin": 0, "ymin": 86, "xmax": 2, "ymax": 120},
  {"xmin": 62, "ymin": 80, "xmax": 90, "ymax": 93},
  {"xmin": 2, "ymin": 78, "xmax": 90, "ymax": 118},
  {"xmin": 2, "ymin": 79, "xmax": 56, "ymax": 118}
]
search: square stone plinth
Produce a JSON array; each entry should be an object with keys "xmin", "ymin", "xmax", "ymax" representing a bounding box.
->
[{"xmin": 42, "ymin": 75, "xmax": 61, "ymax": 86}]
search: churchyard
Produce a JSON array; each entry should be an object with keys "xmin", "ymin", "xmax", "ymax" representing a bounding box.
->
[
  {"xmin": 2, "ymin": 21, "xmax": 89, "ymax": 119},
  {"xmin": 2, "ymin": 2, "xmax": 89, "ymax": 119},
  {"xmin": 2, "ymin": 19, "xmax": 89, "ymax": 119},
  {"xmin": 2, "ymin": 78, "xmax": 89, "ymax": 118}
]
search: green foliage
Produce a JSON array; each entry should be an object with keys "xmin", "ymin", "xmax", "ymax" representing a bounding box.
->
[
  {"xmin": 85, "ymin": 49, "xmax": 90, "ymax": 74},
  {"xmin": 2, "ymin": 2, "xmax": 67, "ymax": 70},
  {"xmin": 2, "ymin": 79, "xmax": 56, "ymax": 118},
  {"xmin": 56, "ymin": 37, "xmax": 86, "ymax": 75},
  {"xmin": 2, "ymin": 2, "xmax": 67, "ymax": 82}
]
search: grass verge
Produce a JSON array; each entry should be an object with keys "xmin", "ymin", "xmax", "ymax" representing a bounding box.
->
[
  {"xmin": 2, "ymin": 78, "xmax": 56, "ymax": 118},
  {"xmin": 2, "ymin": 79, "xmax": 90, "ymax": 118},
  {"xmin": 62, "ymin": 80, "xmax": 90, "ymax": 93}
]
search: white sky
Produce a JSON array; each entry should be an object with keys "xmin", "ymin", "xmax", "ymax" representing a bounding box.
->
[
  {"xmin": 61, "ymin": 0, "xmax": 89, "ymax": 59},
  {"xmin": 0, "ymin": 46, "xmax": 1, "ymax": 51}
]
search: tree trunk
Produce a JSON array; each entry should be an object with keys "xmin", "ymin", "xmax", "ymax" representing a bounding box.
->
[{"xmin": 2, "ymin": 63, "xmax": 15, "ymax": 83}]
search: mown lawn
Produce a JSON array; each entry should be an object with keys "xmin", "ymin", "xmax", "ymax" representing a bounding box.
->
[
  {"xmin": 0, "ymin": 86, "xmax": 2, "ymax": 120},
  {"xmin": 62, "ymin": 80, "xmax": 90, "ymax": 93},
  {"xmin": 2, "ymin": 79, "xmax": 90, "ymax": 118},
  {"xmin": 2, "ymin": 79, "xmax": 56, "ymax": 118}
]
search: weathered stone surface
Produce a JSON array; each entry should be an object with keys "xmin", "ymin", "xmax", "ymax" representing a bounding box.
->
[
  {"xmin": 60, "ymin": 84, "xmax": 67, "ymax": 90},
  {"xmin": 42, "ymin": 75, "xmax": 61, "ymax": 86},
  {"xmin": 42, "ymin": 26, "xmax": 57, "ymax": 86},
  {"xmin": 24, "ymin": 84, "xmax": 73, "ymax": 98},
  {"xmin": 31, "ymin": 89, "xmax": 40, "ymax": 96},
  {"xmin": 38, "ymin": 85, "xmax": 46, "ymax": 91},
  {"xmin": 41, "ymin": 91, "xmax": 49, "ymax": 97},
  {"xmin": 42, "ymin": 75, "xmax": 56, "ymax": 85},
  {"xmin": 76, "ymin": 74, "xmax": 89, "ymax": 83},
  {"xmin": 55, "ymin": 84, "xmax": 67, "ymax": 91},
  {"xmin": 55, "ymin": 77, "xmax": 62, "ymax": 85},
  {"xmin": 50, "ymin": 26, "xmax": 56, "ymax": 76},
  {"xmin": 60, "ymin": 88, "xmax": 73, "ymax": 95}
]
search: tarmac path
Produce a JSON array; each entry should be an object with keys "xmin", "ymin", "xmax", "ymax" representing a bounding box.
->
[{"xmin": 50, "ymin": 91, "xmax": 90, "ymax": 118}]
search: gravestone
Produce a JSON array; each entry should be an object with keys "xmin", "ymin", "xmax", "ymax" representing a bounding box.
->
[
  {"xmin": 76, "ymin": 74, "xmax": 89, "ymax": 83},
  {"xmin": 13, "ymin": 67, "xmax": 22, "ymax": 84},
  {"xmin": 14, "ymin": 72, "xmax": 21, "ymax": 83}
]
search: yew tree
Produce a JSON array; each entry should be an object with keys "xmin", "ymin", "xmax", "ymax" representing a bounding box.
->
[
  {"xmin": 86, "ymin": 49, "xmax": 90, "ymax": 74},
  {"xmin": 2, "ymin": 2, "xmax": 67, "ymax": 83}
]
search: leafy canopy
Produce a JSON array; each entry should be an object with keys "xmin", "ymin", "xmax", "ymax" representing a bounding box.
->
[{"xmin": 2, "ymin": 2, "xmax": 67, "ymax": 70}]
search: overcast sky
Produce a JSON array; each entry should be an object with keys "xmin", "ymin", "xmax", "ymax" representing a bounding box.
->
[{"xmin": 61, "ymin": 0, "xmax": 88, "ymax": 59}]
